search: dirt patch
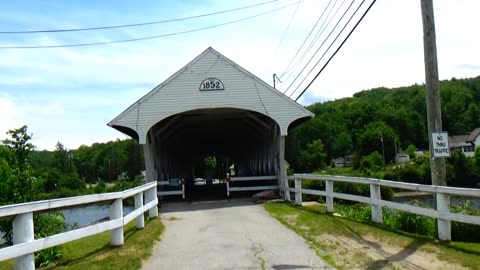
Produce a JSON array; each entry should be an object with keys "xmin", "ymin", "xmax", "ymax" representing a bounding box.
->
[{"xmin": 314, "ymin": 233, "xmax": 467, "ymax": 269}]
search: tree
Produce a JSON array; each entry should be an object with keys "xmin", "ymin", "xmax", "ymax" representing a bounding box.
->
[
  {"xmin": 2, "ymin": 125, "xmax": 35, "ymax": 202},
  {"xmin": 53, "ymin": 142, "xmax": 76, "ymax": 174},
  {"xmin": 406, "ymin": 144, "xmax": 417, "ymax": 159},
  {"xmin": 300, "ymin": 139, "xmax": 328, "ymax": 172},
  {"xmin": 358, "ymin": 121, "xmax": 398, "ymax": 163},
  {"xmin": 334, "ymin": 131, "xmax": 353, "ymax": 164}
]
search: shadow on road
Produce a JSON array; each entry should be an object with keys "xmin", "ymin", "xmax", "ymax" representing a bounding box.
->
[{"xmin": 159, "ymin": 198, "xmax": 258, "ymax": 213}]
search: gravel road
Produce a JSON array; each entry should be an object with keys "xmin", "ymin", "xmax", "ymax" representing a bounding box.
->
[{"xmin": 143, "ymin": 199, "xmax": 332, "ymax": 270}]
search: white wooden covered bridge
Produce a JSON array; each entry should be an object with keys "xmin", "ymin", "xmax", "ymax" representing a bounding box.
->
[{"xmin": 108, "ymin": 47, "xmax": 313, "ymax": 198}]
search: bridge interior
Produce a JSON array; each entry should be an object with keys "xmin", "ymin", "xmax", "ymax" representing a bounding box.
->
[{"xmin": 150, "ymin": 108, "xmax": 280, "ymax": 200}]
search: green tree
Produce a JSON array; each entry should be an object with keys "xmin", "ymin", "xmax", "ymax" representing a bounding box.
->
[
  {"xmin": 53, "ymin": 141, "xmax": 76, "ymax": 174},
  {"xmin": 300, "ymin": 139, "xmax": 328, "ymax": 172},
  {"xmin": 2, "ymin": 125, "xmax": 35, "ymax": 202},
  {"xmin": 334, "ymin": 131, "xmax": 353, "ymax": 161},
  {"xmin": 406, "ymin": 144, "xmax": 417, "ymax": 159},
  {"xmin": 358, "ymin": 121, "xmax": 398, "ymax": 163}
]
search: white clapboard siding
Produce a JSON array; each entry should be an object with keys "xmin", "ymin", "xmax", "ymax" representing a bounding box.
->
[{"xmin": 108, "ymin": 47, "xmax": 313, "ymax": 143}]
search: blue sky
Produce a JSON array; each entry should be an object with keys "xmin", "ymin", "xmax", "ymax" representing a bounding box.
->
[{"xmin": 1, "ymin": 0, "xmax": 479, "ymax": 150}]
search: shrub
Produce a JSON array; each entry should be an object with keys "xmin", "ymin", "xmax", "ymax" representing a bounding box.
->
[
  {"xmin": 451, "ymin": 200, "xmax": 480, "ymax": 242},
  {"xmin": 34, "ymin": 212, "xmax": 67, "ymax": 267},
  {"xmin": 335, "ymin": 203, "xmax": 371, "ymax": 222}
]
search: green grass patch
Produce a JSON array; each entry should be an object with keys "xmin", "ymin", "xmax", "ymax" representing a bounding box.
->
[
  {"xmin": 264, "ymin": 202, "xmax": 480, "ymax": 270},
  {"xmin": 0, "ymin": 217, "xmax": 164, "ymax": 270}
]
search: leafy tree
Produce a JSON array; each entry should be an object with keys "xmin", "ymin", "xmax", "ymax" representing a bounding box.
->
[
  {"xmin": 358, "ymin": 121, "xmax": 398, "ymax": 163},
  {"xmin": 406, "ymin": 144, "xmax": 417, "ymax": 159},
  {"xmin": 447, "ymin": 150, "xmax": 474, "ymax": 187},
  {"xmin": 300, "ymin": 139, "xmax": 328, "ymax": 172},
  {"xmin": 2, "ymin": 125, "xmax": 35, "ymax": 202},
  {"xmin": 334, "ymin": 131, "xmax": 353, "ymax": 160}
]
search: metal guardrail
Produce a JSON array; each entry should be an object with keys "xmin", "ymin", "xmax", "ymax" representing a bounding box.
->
[
  {"xmin": 227, "ymin": 176, "xmax": 278, "ymax": 196},
  {"xmin": 286, "ymin": 174, "xmax": 480, "ymax": 241},
  {"xmin": 0, "ymin": 181, "xmax": 158, "ymax": 270}
]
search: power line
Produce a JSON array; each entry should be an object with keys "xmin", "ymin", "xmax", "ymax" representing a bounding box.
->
[
  {"xmin": 273, "ymin": 0, "xmax": 303, "ymax": 55},
  {"xmin": 295, "ymin": 0, "xmax": 377, "ymax": 102},
  {"xmin": 289, "ymin": 0, "xmax": 367, "ymax": 98},
  {"xmin": 281, "ymin": 0, "xmax": 343, "ymax": 90},
  {"xmin": 279, "ymin": 0, "xmax": 333, "ymax": 79},
  {"xmin": 0, "ymin": 1, "xmax": 300, "ymax": 49},
  {"xmin": 285, "ymin": 0, "xmax": 355, "ymax": 96},
  {"xmin": 0, "ymin": 0, "xmax": 282, "ymax": 34}
]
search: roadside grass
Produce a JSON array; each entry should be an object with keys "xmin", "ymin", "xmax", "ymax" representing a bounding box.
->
[
  {"xmin": 264, "ymin": 202, "xmax": 480, "ymax": 270},
  {"xmin": 0, "ymin": 216, "xmax": 164, "ymax": 270}
]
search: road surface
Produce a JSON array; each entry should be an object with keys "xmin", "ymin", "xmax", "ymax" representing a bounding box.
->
[{"xmin": 143, "ymin": 199, "xmax": 331, "ymax": 270}]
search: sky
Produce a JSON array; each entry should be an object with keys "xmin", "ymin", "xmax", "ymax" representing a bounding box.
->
[{"xmin": 1, "ymin": 0, "xmax": 479, "ymax": 150}]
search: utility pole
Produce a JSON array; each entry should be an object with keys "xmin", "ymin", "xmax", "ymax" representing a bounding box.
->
[
  {"xmin": 421, "ymin": 0, "xmax": 446, "ymax": 186},
  {"xmin": 379, "ymin": 132, "xmax": 386, "ymax": 170}
]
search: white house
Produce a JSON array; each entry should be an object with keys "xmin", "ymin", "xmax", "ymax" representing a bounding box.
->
[{"xmin": 449, "ymin": 128, "xmax": 480, "ymax": 157}]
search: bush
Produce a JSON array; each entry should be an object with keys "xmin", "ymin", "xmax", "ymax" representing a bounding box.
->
[
  {"xmin": 383, "ymin": 207, "xmax": 436, "ymax": 237},
  {"xmin": 451, "ymin": 200, "xmax": 480, "ymax": 242},
  {"xmin": 360, "ymin": 151, "xmax": 384, "ymax": 171},
  {"xmin": 34, "ymin": 212, "xmax": 67, "ymax": 267},
  {"xmin": 335, "ymin": 203, "xmax": 371, "ymax": 222}
]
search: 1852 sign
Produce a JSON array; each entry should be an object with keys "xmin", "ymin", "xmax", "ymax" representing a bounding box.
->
[{"xmin": 199, "ymin": 77, "xmax": 224, "ymax": 91}]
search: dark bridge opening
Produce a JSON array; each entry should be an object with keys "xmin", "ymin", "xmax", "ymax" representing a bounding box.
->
[{"xmin": 150, "ymin": 108, "xmax": 279, "ymax": 201}]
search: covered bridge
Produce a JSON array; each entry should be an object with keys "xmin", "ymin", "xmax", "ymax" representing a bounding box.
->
[{"xmin": 108, "ymin": 47, "xmax": 313, "ymax": 198}]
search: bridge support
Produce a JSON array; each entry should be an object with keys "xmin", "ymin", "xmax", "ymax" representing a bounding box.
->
[
  {"xmin": 279, "ymin": 136, "xmax": 290, "ymax": 201},
  {"xmin": 13, "ymin": 212, "xmax": 34, "ymax": 270},
  {"xmin": 294, "ymin": 178, "xmax": 302, "ymax": 205},
  {"xmin": 110, "ymin": 199, "xmax": 124, "ymax": 246}
]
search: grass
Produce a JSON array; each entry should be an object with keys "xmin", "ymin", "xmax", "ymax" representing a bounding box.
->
[
  {"xmin": 0, "ymin": 216, "xmax": 164, "ymax": 270},
  {"xmin": 264, "ymin": 201, "xmax": 480, "ymax": 270}
]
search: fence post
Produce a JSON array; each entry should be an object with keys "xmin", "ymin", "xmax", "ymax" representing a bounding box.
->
[
  {"xmin": 109, "ymin": 199, "xmax": 124, "ymax": 246},
  {"xmin": 294, "ymin": 178, "xmax": 302, "ymax": 205},
  {"xmin": 135, "ymin": 192, "xmax": 145, "ymax": 229},
  {"xmin": 13, "ymin": 212, "xmax": 34, "ymax": 270},
  {"xmin": 182, "ymin": 183, "xmax": 185, "ymax": 199},
  {"xmin": 370, "ymin": 183, "xmax": 383, "ymax": 224},
  {"xmin": 284, "ymin": 176, "xmax": 291, "ymax": 202},
  {"xmin": 436, "ymin": 192, "xmax": 451, "ymax": 241},
  {"xmin": 147, "ymin": 186, "xmax": 158, "ymax": 218},
  {"xmin": 325, "ymin": 180, "xmax": 334, "ymax": 213}
]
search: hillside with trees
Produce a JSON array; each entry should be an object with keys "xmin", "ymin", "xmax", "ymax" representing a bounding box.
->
[{"xmin": 286, "ymin": 76, "xmax": 480, "ymax": 186}]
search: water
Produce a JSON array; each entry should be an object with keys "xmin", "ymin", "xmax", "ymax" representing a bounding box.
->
[{"xmin": 61, "ymin": 204, "xmax": 134, "ymax": 228}]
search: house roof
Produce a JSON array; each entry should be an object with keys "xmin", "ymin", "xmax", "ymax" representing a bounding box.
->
[
  {"xmin": 108, "ymin": 47, "xmax": 314, "ymax": 143},
  {"xmin": 467, "ymin": 128, "xmax": 480, "ymax": 142},
  {"xmin": 448, "ymin": 135, "xmax": 470, "ymax": 148}
]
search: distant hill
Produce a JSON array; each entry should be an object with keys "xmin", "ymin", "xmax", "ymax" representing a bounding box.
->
[{"xmin": 286, "ymin": 76, "xmax": 480, "ymax": 170}]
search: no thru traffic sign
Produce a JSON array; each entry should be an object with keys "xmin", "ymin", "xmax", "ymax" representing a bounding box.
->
[{"xmin": 432, "ymin": 132, "xmax": 450, "ymax": 157}]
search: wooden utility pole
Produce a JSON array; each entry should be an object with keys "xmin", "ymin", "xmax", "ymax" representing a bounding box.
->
[{"xmin": 421, "ymin": 0, "xmax": 447, "ymax": 186}]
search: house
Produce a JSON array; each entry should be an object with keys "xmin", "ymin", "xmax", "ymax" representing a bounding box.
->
[
  {"xmin": 334, "ymin": 155, "xmax": 353, "ymax": 167},
  {"xmin": 395, "ymin": 153, "xmax": 410, "ymax": 163},
  {"xmin": 448, "ymin": 128, "xmax": 480, "ymax": 157}
]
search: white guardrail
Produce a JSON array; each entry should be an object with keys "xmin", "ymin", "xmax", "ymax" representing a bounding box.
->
[
  {"xmin": 0, "ymin": 181, "xmax": 158, "ymax": 270},
  {"xmin": 158, "ymin": 180, "xmax": 185, "ymax": 199},
  {"xmin": 285, "ymin": 174, "xmax": 480, "ymax": 241},
  {"xmin": 227, "ymin": 176, "xmax": 278, "ymax": 196}
]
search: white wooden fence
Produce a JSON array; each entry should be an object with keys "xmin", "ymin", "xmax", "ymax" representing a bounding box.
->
[
  {"xmin": 157, "ymin": 180, "xmax": 185, "ymax": 199},
  {"xmin": 227, "ymin": 176, "xmax": 278, "ymax": 196},
  {"xmin": 0, "ymin": 181, "xmax": 158, "ymax": 270},
  {"xmin": 285, "ymin": 174, "xmax": 480, "ymax": 241}
]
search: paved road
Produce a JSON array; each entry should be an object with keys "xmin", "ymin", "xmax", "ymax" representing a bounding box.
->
[{"xmin": 143, "ymin": 199, "xmax": 331, "ymax": 270}]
